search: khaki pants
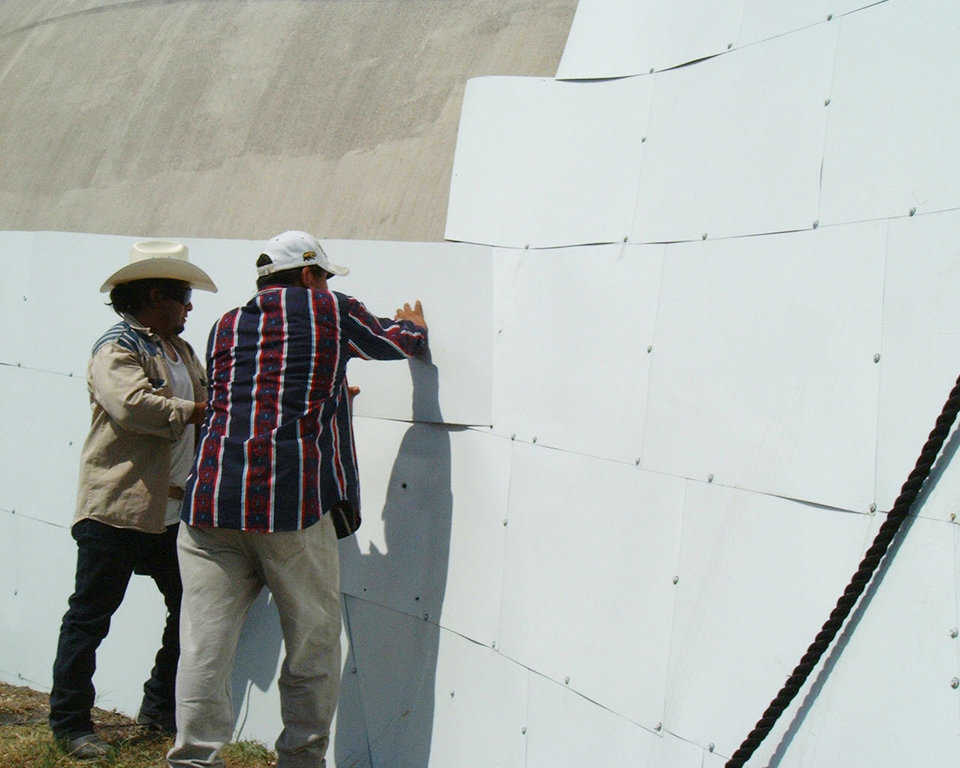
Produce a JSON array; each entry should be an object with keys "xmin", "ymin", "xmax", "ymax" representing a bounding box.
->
[{"xmin": 167, "ymin": 515, "xmax": 341, "ymax": 768}]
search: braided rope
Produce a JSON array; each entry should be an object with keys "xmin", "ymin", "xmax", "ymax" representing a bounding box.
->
[{"xmin": 725, "ymin": 372, "xmax": 960, "ymax": 767}]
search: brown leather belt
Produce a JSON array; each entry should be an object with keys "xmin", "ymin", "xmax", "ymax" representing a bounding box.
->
[{"xmin": 169, "ymin": 486, "xmax": 185, "ymax": 501}]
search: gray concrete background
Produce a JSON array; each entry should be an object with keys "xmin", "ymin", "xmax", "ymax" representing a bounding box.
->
[{"xmin": 0, "ymin": 1, "xmax": 576, "ymax": 240}]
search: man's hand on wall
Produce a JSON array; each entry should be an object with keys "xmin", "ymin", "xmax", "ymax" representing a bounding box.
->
[{"xmin": 395, "ymin": 300, "xmax": 427, "ymax": 330}]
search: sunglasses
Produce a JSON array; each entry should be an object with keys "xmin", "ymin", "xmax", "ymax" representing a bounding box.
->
[{"xmin": 161, "ymin": 285, "xmax": 192, "ymax": 306}]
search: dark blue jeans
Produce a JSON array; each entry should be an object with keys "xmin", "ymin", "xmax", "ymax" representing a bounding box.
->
[{"xmin": 49, "ymin": 518, "xmax": 182, "ymax": 738}]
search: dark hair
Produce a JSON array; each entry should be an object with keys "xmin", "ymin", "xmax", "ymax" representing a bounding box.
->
[
  {"xmin": 108, "ymin": 278, "xmax": 189, "ymax": 316},
  {"xmin": 255, "ymin": 254, "xmax": 329, "ymax": 290}
]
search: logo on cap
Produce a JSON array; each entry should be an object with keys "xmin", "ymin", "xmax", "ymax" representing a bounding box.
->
[{"xmin": 303, "ymin": 251, "xmax": 317, "ymax": 262}]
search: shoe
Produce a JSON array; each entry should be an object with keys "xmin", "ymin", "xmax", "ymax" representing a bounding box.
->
[
  {"xmin": 136, "ymin": 707, "xmax": 176, "ymax": 734},
  {"xmin": 60, "ymin": 732, "xmax": 111, "ymax": 759}
]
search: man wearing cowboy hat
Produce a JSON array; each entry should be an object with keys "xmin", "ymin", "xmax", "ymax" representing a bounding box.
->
[
  {"xmin": 167, "ymin": 231, "xmax": 427, "ymax": 768},
  {"xmin": 49, "ymin": 241, "xmax": 216, "ymax": 759}
]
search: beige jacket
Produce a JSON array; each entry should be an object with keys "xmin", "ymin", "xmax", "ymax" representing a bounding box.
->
[{"xmin": 74, "ymin": 315, "xmax": 206, "ymax": 533}]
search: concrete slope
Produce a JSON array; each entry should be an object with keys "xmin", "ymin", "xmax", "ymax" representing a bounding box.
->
[{"xmin": 0, "ymin": 0, "xmax": 576, "ymax": 240}]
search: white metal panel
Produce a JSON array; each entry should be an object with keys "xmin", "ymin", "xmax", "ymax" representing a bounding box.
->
[
  {"xmin": 876, "ymin": 211, "xmax": 960, "ymax": 519},
  {"xmin": 525, "ymin": 673, "xmax": 703, "ymax": 768},
  {"xmin": 820, "ymin": 0, "xmax": 960, "ymax": 224},
  {"xmin": 750, "ymin": 516, "xmax": 959, "ymax": 767},
  {"xmin": 346, "ymin": 596, "xmax": 527, "ymax": 768},
  {"xmin": 641, "ymin": 225, "xmax": 884, "ymax": 511},
  {"xmin": 339, "ymin": 418, "xmax": 510, "ymax": 645},
  {"xmin": 556, "ymin": 0, "xmax": 743, "ymax": 79},
  {"xmin": 499, "ymin": 443, "xmax": 685, "ymax": 726},
  {"xmin": 736, "ymin": 1, "xmax": 876, "ymax": 47},
  {"xmin": 632, "ymin": 24, "xmax": 836, "ymax": 243},
  {"xmin": 323, "ymin": 239, "xmax": 493, "ymax": 426},
  {"xmin": 492, "ymin": 243, "xmax": 663, "ymax": 461},
  {"xmin": 0, "ymin": 366, "xmax": 88, "ymax": 526},
  {"xmin": 7, "ymin": 516, "xmax": 78, "ymax": 690},
  {"xmin": 663, "ymin": 483, "xmax": 872, "ymax": 756},
  {"xmin": 445, "ymin": 76, "xmax": 651, "ymax": 249}
]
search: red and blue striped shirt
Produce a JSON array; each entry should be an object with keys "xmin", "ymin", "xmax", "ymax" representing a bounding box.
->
[{"xmin": 181, "ymin": 286, "xmax": 427, "ymax": 532}]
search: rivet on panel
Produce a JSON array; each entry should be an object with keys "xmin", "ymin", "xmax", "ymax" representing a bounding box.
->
[
  {"xmin": 532, "ymin": 436, "xmax": 538, "ymax": 444},
  {"xmin": 524, "ymin": 244, "xmax": 530, "ymax": 250},
  {"xmin": 450, "ymin": 691, "xmax": 455, "ymax": 698},
  {"xmin": 351, "ymin": 667, "xmax": 357, "ymax": 674},
  {"xmin": 812, "ymin": 220, "xmax": 819, "ymax": 229},
  {"xmin": 647, "ymin": 345, "xmax": 653, "ymax": 353},
  {"xmin": 726, "ymin": 43, "xmax": 733, "ymax": 50},
  {"xmin": 949, "ymin": 628, "xmax": 958, "ymax": 639},
  {"xmin": 623, "ymin": 236, "xmax": 629, "ymax": 242},
  {"xmin": 415, "ymin": 595, "xmax": 420, "ymax": 601},
  {"xmin": 708, "ymin": 743, "xmax": 716, "ymax": 753},
  {"xmin": 510, "ymin": 433, "xmax": 517, "ymax": 441},
  {"xmin": 873, "ymin": 353, "xmax": 881, "ymax": 363},
  {"xmin": 13, "ymin": 590, "xmax": 17, "ymax": 596},
  {"xmin": 701, "ymin": 233, "xmax": 708, "ymax": 240},
  {"xmin": 68, "ymin": 441, "xmax": 73, "ymax": 447},
  {"xmin": 641, "ymin": 136, "xmax": 647, "ymax": 143},
  {"xmin": 909, "ymin": 207, "xmax": 918, "ymax": 217},
  {"xmin": 502, "ymin": 519, "xmax": 508, "ymax": 527},
  {"xmin": 564, "ymin": 676, "xmax": 570, "ymax": 685},
  {"xmin": 655, "ymin": 722, "xmax": 663, "ymax": 732},
  {"xmin": 824, "ymin": 98, "xmax": 831, "ymax": 106},
  {"xmin": 492, "ymin": 640, "xmax": 497, "ymax": 649},
  {"xmin": 672, "ymin": 576, "xmax": 679, "ymax": 585},
  {"xmin": 423, "ymin": 612, "xmax": 430, "ymax": 621},
  {"xmin": 521, "ymin": 726, "xmax": 528, "ymax": 735},
  {"xmin": 707, "ymin": 473, "xmax": 714, "ymax": 483},
  {"xmin": 649, "ymin": 67, "xmax": 655, "ymax": 74},
  {"xmin": 951, "ymin": 512, "xmax": 957, "ymax": 522},
  {"xmin": 827, "ymin": 13, "xmax": 833, "ymax": 20},
  {"xmin": 635, "ymin": 458, "xmax": 641, "ymax": 466},
  {"xmin": 869, "ymin": 503, "xmax": 877, "ymax": 514},
  {"xmin": 951, "ymin": 677, "xmax": 959, "ymax": 689}
]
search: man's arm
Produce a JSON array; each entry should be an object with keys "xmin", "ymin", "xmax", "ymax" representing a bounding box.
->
[
  {"xmin": 340, "ymin": 295, "xmax": 428, "ymax": 361},
  {"xmin": 89, "ymin": 344, "xmax": 205, "ymax": 439}
]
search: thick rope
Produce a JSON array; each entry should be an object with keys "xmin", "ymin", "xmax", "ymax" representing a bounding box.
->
[{"xmin": 725, "ymin": 372, "xmax": 960, "ymax": 767}]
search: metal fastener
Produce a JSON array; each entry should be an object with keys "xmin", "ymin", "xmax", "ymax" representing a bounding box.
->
[
  {"xmin": 521, "ymin": 726, "xmax": 528, "ymax": 735},
  {"xmin": 951, "ymin": 677, "xmax": 959, "ymax": 689},
  {"xmin": 502, "ymin": 519, "xmax": 508, "ymax": 527},
  {"xmin": 510, "ymin": 433, "xmax": 516, "ymax": 441},
  {"xmin": 423, "ymin": 612, "xmax": 430, "ymax": 620},
  {"xmin": 649, "ymin": 67, "xmax": 655, "ymax": 74},
  {"xmin": 532, "ymin": 436, "xmax": 538, "ymax": 444},
  {"xmin": 635, "ymin": 458, "xmax": 642, "ymax": 466},
  {"xmin": 351, "ymin": 667, "xmax": 357, "ymax": 674},
  {"xmin": 641, "ymin": 136, "xmax": 647, "ymax": 143},
  {"xmin": 824, "ymin": 98, "xmax": 831, "ymax": 106},
  {"xmin": 672, "ymin": 576, "xmax": 679, "ymax": 585},
  {"xmin": 707, "ymin": 473, "xmax": 714, "ymax": 483},
  {"xmin": 415, "ymin": 595, "xmax": 420, "ymax": 601},
  {"xmin": 564, "ymin": 676, "xmax": 570, "ymax": 685},
  {"xmin": 873, "ymin": 353, "xmax": 881, "ymax": 363},
  {"xmin": 492, "ymin": 641, "xmax": 497, "ymax": 649},
  {"xmin": 708, "ymin": 743, "xmax": 716, "ymax": 753},
  {"xmin": 524, "ymin": 244, "xmax": 530, "ymax": 250},
  {"xmin": 450, "ymin": 691, "xmax": 455, "ymax": 698},
  {"xmin": 827, "ymin": 13, "xmax": 833, "ymax": 20},
  {"xmin": 909, "ymin": 207, "xmax": 918, "ymax": 217},
  {"xmin": 951, "ymin": 512, "xmax": 957, "ymax": 522},
  {"xmin": 647, "ymin": 345, "xmax": 653, "ymax": 353},
  {"xmin": 702, "ymin": 233, "xmax": 708, "ymax": 240},
  {"xmin": 950, "ymin": 628, "xmax": 958, "ymax": 639},
  {"xmin": 727, "ymin": 43, "xmax": 733, "ymax": 50},
  {"xmin": 655, "ymin": 722, "xmax": 663, "ymax": 732},
  {"xmin": 812, "ymin": 220, "xmax": 819, "ymax": 229},
  {"xmin": 623, "ymin": 236, "xmax": 629, "ymax": 242},
  {"xmin": 869, "ymin": 503, "xmax": 877, "ymax": 514}
]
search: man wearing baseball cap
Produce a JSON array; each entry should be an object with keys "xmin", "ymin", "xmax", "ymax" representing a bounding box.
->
[
  {"xmin": 49, "ymin": 241, "xmax": 216, "ymax": 759},
  {"xmin": 168, "ymin": 231, "xmax": 428, "ymax": 768}
]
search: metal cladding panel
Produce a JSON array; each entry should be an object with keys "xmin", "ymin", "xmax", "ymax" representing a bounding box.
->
[
  {"xmin": 0, "ymin": 512, "xmax": 18, "ymax": 680},
  {"xmin": 499, "ymin": 443, "xmax": 685, "ymax": 726},
  {"xmin": 323, "ymin": 239, "xmax": 493, "ymax": 426},
  {"xmin": 6, "ymin": 516, "xmax": 77, "ymax": 690},
  {"xmin": 641, "ymin": 225, "xmax": 884, "ymax": 512},
  {"xmin": 876, "ymin": 211, "xmax": 960, "ymax": 519},
  {"xmin": 339, "ymin": 418, "xmax": 510, "ymax": 645},
  {"xmin": 821, "ymin": 0, "xmax": 960, "ymax": 224},
  {"xmin": 344, "ymin": 596, "xmax": 527, "ymax": 768},
  {"xmin": 0, "ymin": 366, "xmax": 88, "ymax": 527},
  {"xmin": 749, "ymin": 516, "xmax": 960, "ymax": 767},
  {"xmin": 736, "ymin": 1, "xmax": 876, "ymax": 46},
  {"xmin": 445, "ymin": 76, "xmax": 651, "ymax": 248},
  {"xmin": 492, "ymin": 243, "xmax": 664, "ymax": 461},
  {"xmin": 524, "ymin": 674, "xmax": 704, "ymax": 768},
  {"xmin": 556, "ymin": 0, "xmax": 742, "ymax": 79},
  {"xmin": 632, "ymin": 24, "xmax": 836, "ymax": 243},
  {"xmin": 662, "ymin": 483, "xmax": 873, "ymax": 757},
  {"xmin": 1, "ymin": 231, "xmax": 123, "ymax": 374}
]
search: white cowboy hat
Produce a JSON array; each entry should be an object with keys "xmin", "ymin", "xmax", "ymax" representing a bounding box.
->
[{"xmin": 99, "ymin": 241, "xmax": 218, "ymax": 293}]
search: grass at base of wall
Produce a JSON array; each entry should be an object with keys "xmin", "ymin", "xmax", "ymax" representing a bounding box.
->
[{"xmin": 0, "ymin": 682, "xmax": 276, "ymax": 768}]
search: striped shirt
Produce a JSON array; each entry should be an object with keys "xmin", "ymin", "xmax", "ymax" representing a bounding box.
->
[{"xmin": 181, "ymin": 287, "xmax": 427, "ymax": 532}]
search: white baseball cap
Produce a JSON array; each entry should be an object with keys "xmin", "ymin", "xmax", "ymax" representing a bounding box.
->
[
  {"xmin": 100, "ymin": 240, "xmax": 218, "ymax": 293},
  {"xmin": 257, "ymin": 231, "xmax": 349, "ymax": 278}
]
